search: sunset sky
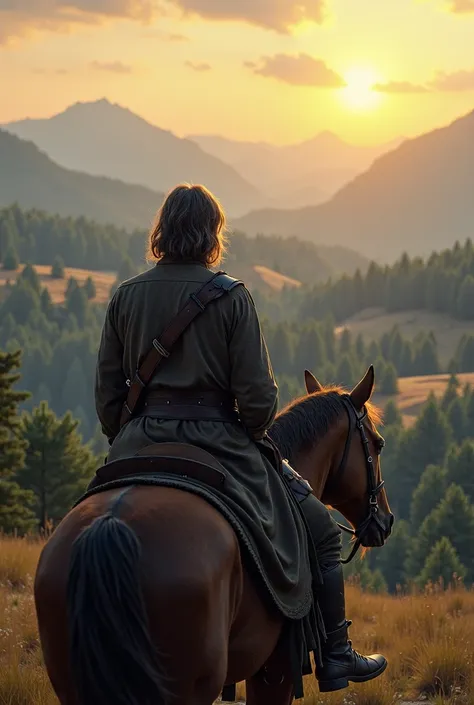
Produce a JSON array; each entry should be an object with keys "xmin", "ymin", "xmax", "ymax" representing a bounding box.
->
[{"xmin": 1, "ymin": 0, "xmax": 474, "ymax": 145}]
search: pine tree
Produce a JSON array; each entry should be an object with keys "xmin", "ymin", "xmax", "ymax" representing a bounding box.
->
[
  {"xmin": 405, "ymin": 484, "xmax": 474, "ymax": 581},
  {"xmin": 61, "ymin": 357, "xmax": 89, "ymax": 415},
  {"xmin": 383, "ymin": 399, "xmax": 402, "ymax": 427},
  {"xmin": 269, "ymin": 325, "xmax": 293, "ymax": 376},
  {"xmin": 40, "ymin": 288, "xmax": 53, "ymax": 316},
  {"xmin": 0, "ymin": 349, "xmax": 37, "ymax": 533},
  {"xmin": 445, "ymin": 440, "xmax": 474, "ymax": 501},
  {"xmin": 441, "ymin": 373, "xmax": 461, "ymax": 411},
  {"xmin": 17, "ymin": 402, "xmax": 97, "ymax": 529},
  {"xmin": 0, "ymin": 279, "xmax": 41, "ymax": 325},
  {"xmin": 339, "ymin": 328, "xmax": 352, "ymax": 356},
  {"xmin": 457, "ymin": 335, "xmax": 474, "ymax": 373},
  {"xmin": 336, "ymin": 354, "xmax": 355, "ymax": 389},
  {"xmin": 2, "ymin": 245, "xmax": 19, "ymax": 271},
  {"xmin": 293, "ymin": 326, "xmax": 325, "ymax": 376},
  {"xmin": 410, "ymin": 464, "xmax": 447, "ymax": 529},
  {"xmin": 19, "ymin": 263, "xmax": 41, "ymax": 294},
  {"xmin": 447, "ymin": 397, "xmax": 468, "ymax": 443},
  {"xmin": 394, "ymin": 395, "xmax": 452, "ymax": 518},
  {"xmin": 0, "ymin": 349, "xmax": 30, "ymax": 478},
  {"xmin": 457, "ymin": 275, "xmax": 474, "ymax": 320},
  {"xmin": 379, "ymin": 362, "xmax": 398, "ymax": 394},
  {"xmin": 84, "ymin": 276, "xmax": 97, "ymax": 300},
  {"xmin": 118, "ymin": 256, "xmax": 136, "ymax": 282},
  {"xmin": 51, "ymin": 256, "xmax": 65, "ymax": 279},
  {"xmin": 417, "ymin": 537, "xmax": 466, "ymax": 588},
  {"xmin": 66, "ymin": 286, "xmax": 88, "ymax": 327},
  {"xmin": 373, "ymin": 519, "xmax": 410, "ymax": 592}
]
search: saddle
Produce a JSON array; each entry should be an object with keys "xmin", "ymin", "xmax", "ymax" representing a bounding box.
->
[{"xmin": 95, "ymin": 442, "xmax": 226, "ymax": 490}]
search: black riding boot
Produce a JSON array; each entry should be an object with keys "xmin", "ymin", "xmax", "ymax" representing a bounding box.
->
[
  {"xmin": 298, "ymin": 492, "xmax": 387, "ymax": 692},
  {"xmin": 315, "ymin": 562, "xmax": 387, "ymax": 691}
]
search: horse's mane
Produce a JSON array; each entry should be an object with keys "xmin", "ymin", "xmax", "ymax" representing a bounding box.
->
[{"xmin": 268, "ymin": 385, "xmax": 382, "ymax": 462}]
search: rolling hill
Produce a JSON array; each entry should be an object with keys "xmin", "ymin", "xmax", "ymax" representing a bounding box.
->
[
  {"xmin": 233, "ymin": 110, "xmax": 474, "ymax": 262},
  {"xmin": 0, "ymin": 263, "xmax": 302, "ymax": 303},
  {"xmin": 189, "ymin": 131, "xmax": 403, "ymax": 209},
  {"xmin": 4, "ymin": 99, "xmax": 265, "ymax": 218},
  {"xmin": 374, "ymin": 371, "xmax": 474, "ymax": 428},
  {"xmin": 336, "ymin": 307, "xmax": 474, "ymax": 368},
  {"xmin": 0, "ymin": 130, "xmax": 163, "ymax": 230}
]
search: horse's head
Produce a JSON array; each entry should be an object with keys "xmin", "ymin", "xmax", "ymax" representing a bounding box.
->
[
  {"xmin": 270, "ymin": 365, "xmax": 394, "ymax": 559},
  {"xmin": 303, "ymin": 366, "xmax": 394, "ymax": 554}
]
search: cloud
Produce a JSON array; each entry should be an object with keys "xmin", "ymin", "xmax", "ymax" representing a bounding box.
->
[
  {"xmin": 0, "ymin": 0, "xmax": 327, "ymax": 43},
  {"xmin": 430, "ymin": 69, "xmax": 474, "ymax": 91},
  {"xmin": 373, "ymin": 80, "xmax": 430, "ymax": 94},
  {"xmin": 142, "ymin": 29, "xmax": 189, "ymax": 41},
  {"xmin": 0, "ymin": 0, "xmax": 153, "ymax": 43},
  {"xmin": 246, "ymin": 53, "xmax": 345, "ymax": 88},
  {"xmin": 184, "ymin": 60, "xmax": 211, "ymax": 72},
  {"xmin": 449, "ymin": 0, "xmax": 474, "ymax": 12},
  {"xmin": 165, "ymin": 0, "xmax": 326, "ymax": 33},
  {"xmin": 90, "ymin": 60, "xmax": 132, "ymax": 73}
]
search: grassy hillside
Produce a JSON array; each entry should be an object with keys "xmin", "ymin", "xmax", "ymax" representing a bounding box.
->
[
  {"xmin": 0, "ymin": 129, "xmax": 162, "ymax": 230},
  {"xmin": 0, "ymin": 263, "xmax": 301, "ymax": 303},
  {"xmin": 375, "ymin": 371, "xmax": 474, "ymax": 428},
  {"xmin": 1, "ymin": 533, "xmax": 473, "ymax": 704},
  {"xmin": 337, "ymin": 308, "xmax": 474, "ymax": 368}
]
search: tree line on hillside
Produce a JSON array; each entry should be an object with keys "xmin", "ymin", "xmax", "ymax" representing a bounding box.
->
[
  {"xmin": 0, "ymin": 204, "xmax": 346, "ymax": 285},
  {"xmin": 2, "ymin": 347, "xmax": 474, "ymax": 597},
  {"xmin": 299, "ymin": 240, "xmax": 474, "ymax": 323},
  {"xmin": 344, "ymin": 376, "xmax": 474, "ymax": 593},
  {"xmin": 4, "ymin": 262, "xmax": 468, "ymax": 442},
  {"xmin": 3, "ymin": 261, "xmax": 474, "ymax": 441}
]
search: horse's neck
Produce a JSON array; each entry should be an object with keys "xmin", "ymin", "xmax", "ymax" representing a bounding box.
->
[{"xmin": 296, "ymin": 423, "xmax": 344, "ymax": 501}]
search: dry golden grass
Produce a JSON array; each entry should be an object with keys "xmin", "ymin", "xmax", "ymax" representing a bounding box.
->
[
  {"xmin": 336, "ymin": 307, "xmax": 474, "ymax": 368},
  {"xmin": 0, "ymin": 262, "xmax": 301, "ymax": 306},
  {"xmin": 1, "ymin": 536, "xmax": 473, "ymax": 705},
  {"xmin": 374, "ymin": 372, "xmax": 474, "ymax": 428},
  {"xmin": 0, "ymin": 264, "xmax": 116, "ymax": 304},
  {"xmin": 252, "ymin": 265, "xmax": 302, "ymax": 292}
]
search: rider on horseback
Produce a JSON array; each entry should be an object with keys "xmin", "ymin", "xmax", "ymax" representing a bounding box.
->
[{"xmin": 93, "ymin": 183, "xmax": 388, "ymax": 693}]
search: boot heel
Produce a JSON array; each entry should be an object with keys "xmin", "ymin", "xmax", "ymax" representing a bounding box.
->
[{"xmin": 318, "ymin": 677, "xmax": 350, "ymax": 692}]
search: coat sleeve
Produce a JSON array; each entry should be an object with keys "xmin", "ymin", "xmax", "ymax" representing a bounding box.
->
[
  {"xmin": 227, "ymin": 286, "xmax": 278, "ymax": 439},
  {"xmin": 95, "ymin": 291, "xmax": 127, "ymax": 443}
]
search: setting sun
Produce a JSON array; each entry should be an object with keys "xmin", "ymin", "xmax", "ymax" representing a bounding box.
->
[{"xmin": 340, "ymin": 67, "xmax": 383, "ymax": 112}]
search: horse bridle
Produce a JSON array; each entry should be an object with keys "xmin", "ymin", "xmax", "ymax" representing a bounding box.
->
[{"xmin": 328, "ymin": 394, "xmax": 386, "ymax": 564}]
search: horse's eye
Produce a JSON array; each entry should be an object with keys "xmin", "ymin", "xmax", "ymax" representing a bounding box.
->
[{"xmin": 376, "ymin": 437, "xmax": 385, "ymax": 454}]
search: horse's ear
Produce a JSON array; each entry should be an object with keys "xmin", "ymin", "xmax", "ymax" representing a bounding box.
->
[
  {"xmin": 304, "ymin": 369, "xmax": 322, "ymax": 395},
  {"xmin": 350, "ymin": 365, "xmax": 375, "ymax": 410}
]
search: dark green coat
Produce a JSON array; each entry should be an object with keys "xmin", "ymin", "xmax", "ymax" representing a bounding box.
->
[
  {"xmin": 95, "ymin": 261, "xmax": 314, "ymax": 620},
  {"xmin": 95, "ymin": 261, "xmax": 279, "ymax": 467}
]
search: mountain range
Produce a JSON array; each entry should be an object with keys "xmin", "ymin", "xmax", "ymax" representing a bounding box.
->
[
  {"xmin": 0, "ymin": 129, "xmax": 369, "ymax": 280},
  {"xmin": 0, "ymin": 129, "xmax": 162, "ymax": 229},
  {"xmin": 233, "ymin": 109, "xmax": 474, "ymax": 262},
  {"xmin": 4, "ymin": 100, "xmax": 401, "ymax": 213},
  {"xmin": 189, "ymin": 131, "xmax": 404, "ymax": 208},
  {"xmin": 4, "ymin": 99, "xmax": 264, "ymax": 218}
]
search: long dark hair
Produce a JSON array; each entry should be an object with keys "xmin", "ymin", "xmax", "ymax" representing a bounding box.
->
[{"xmin": 147, "ymin": 183, "xmax": 227, "ymax": 266}]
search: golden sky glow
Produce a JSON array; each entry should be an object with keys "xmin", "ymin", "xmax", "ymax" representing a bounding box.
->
[{"xmin": 0, "ymin": 0, "xmax": 473, "ymax": 145}]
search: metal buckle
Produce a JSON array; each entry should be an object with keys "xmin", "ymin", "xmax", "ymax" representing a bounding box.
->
[{"xmin": 152, "ymin": 339, "xmax": 170, "ymax": 357}]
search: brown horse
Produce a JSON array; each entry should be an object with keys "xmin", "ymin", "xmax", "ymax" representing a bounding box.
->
[{"xmin": 34, "ymin": 366, "xmax": 393, "ymax": 705}]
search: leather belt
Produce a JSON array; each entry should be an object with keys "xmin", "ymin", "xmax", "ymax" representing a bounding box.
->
[{"xmin": 135, "ymin": 390, "xmax": 241, "ymax": 423}]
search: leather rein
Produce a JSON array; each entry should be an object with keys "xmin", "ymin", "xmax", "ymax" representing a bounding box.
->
[{"xmin": 330, "ymin": 394, "xmax": 386, "ymax": 564}]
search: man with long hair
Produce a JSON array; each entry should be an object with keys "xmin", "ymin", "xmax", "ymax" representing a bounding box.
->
[{"xmin": 94, "ymin": 183, "xmax": 387, "ymax": 693}]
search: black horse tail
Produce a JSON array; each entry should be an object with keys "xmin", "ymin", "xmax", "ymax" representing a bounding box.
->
[{"xmin": 67, "ymin": 513, "xmax": 168, "ymax": 705}]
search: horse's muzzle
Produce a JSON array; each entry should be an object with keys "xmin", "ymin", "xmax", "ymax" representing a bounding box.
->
[{"xmin": 361, "ymin": 512, "xmax": 394, "ymax": 548}]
